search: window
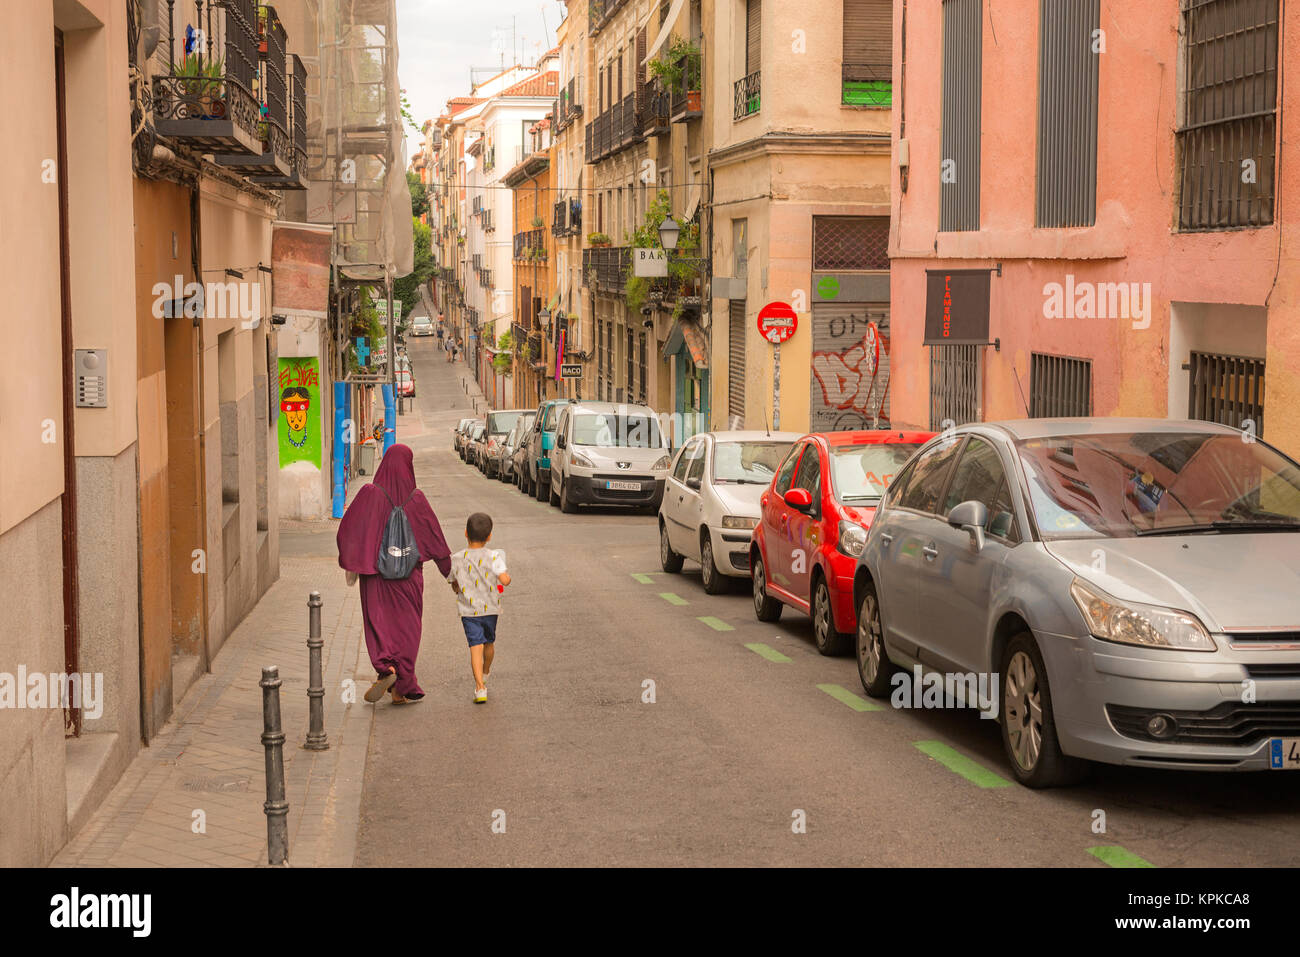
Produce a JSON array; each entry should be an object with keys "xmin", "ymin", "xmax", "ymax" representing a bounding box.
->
[
  {"xmin": 732, "ymin": 219, "xmax": 749, "ymax": 279},
  {"xmin": 735, "ymin": 0, "xmax": 762, "ymax": 119},
  {"xmin": 686, "ymin": 445, "xmax": 708, "ymax": 484},
  {"xmin": 794, "ymin": 444, "xmax": 821, "ymax": 495},
  {"xmin": 675, "ymin": 437, "xmax": 703, "ymax": 480},
  {"xmin": 813, "ymin": 216, "xmax": 889, "ymax": 270},
  {"xmin": 842, "ymin": 0, "xmax": 893, "ymax": 106},
  {"xmin": 898, "ymin": 436, "xmax": 963, "ymax": 514},
  {"xmin": 1176, "ymin": 0, "xmax": 1279, "ymax": 230},
  {"xmin": 1030, "ymin": 353, "xmax": 1092, "ymax": 418},
  {"xmin": 1188, "ymin": 350, "xmax": 1266, "ymax": 435},
  {"xmin": 940, "ymin": 0, "xmax": 982, "ymax": 231},
  {"xmin": 728, "ymin": 300, "xmax": 746, "ymax": 422},
  {"xmin": 929, "ymin": 344, "xmax": 982, "ymax": 430},
  {"xmin": 941, "ymin": 437, "xmax": 1006, "ymax": 516},
  {"xmin": 774, "ymin": 444, "xmax": 802, "ymax": 494},
  {"xmin": 1036, "ymin": 0, "xmax": 1100, "ymax": 227}
]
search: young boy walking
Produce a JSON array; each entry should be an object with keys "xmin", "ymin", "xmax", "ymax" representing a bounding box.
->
[{"xmin": 447, "ymin": 512, "xmax": 510, "ymax": 702}]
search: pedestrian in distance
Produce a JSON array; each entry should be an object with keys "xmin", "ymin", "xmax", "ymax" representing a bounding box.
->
[
  {"xmin": 446, "ymin": 512, "xmax": 511, "ymax": 703},
  {"xmin": 337, "ymin": 444, "xmax": 452, "ymax": 705}
]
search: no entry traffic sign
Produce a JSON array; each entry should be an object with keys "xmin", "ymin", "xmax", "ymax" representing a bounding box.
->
[{"xmin": 757, "ymin": 301, "xmax": 798, "ymax": 344}]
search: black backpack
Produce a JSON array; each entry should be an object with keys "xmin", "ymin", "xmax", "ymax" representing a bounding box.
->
[{"xmin": 375, "ymin": 488, "xmax": 421, "ymax": 580}]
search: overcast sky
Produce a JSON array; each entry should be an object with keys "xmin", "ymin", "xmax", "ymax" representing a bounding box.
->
[{"xmin": 396, "ymin": 0, "xmax": 568, "ymax": 137}]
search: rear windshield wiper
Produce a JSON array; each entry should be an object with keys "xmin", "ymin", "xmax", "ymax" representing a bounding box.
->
[{"xmin": 1136, "ymin": 520, "xmax": 1300, "ymax": 536}]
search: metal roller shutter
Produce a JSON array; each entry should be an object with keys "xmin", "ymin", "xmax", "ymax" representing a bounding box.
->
[
  {"xmin": 746, "ymin": 0, "xmax": 762, "ymax": 73},
  {"xmin": 729, "ymin": 301, "xmax": 747, "ymax": 422},
  {"xmin": 810, "ymin": 302, "xmax": 891, "ymax": 432},
  {"xmin": 940, "ymin": 0, "xmax": 982, "ymax": 232},
  {"xmin": 843, "ymin": 0, "xmax": 892, "ymax": 69}
]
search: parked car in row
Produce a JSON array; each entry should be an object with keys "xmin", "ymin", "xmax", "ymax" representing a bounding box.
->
[
  {"xmin": 659, "ymin": 431, "xmax": 801, "ymax": 593},
  {"xmin": 549, "ymin": 401, "xmax": 673, "ymax": 513},
  {"xmin": 465, "ymin": 422, "xmax": 487, "ymax": 467},
  {"xmin": 750, "ymin": 430, "xmax": 934, "ymax": 655},
  {"xmin": 480, "ymin": 408, "xmax": 531, "ymax": 479},
  {"xmin": 497, "ymin": 414, "xmax": 536, "ymax": 483},
  {"xmin": 453, "ymin": 418, "xmax": 477, "ymax": 459},
  {"xmin": 853, "ymin": 418, "xmax": 1300, "ymax": 787},
  {"xmin": 520, "ymin": 398, "xmax": 574, "ymax": 500}
]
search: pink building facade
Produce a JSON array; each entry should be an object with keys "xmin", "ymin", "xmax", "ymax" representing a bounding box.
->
[{"xmin": 889, "ymin": 0, "xmax": 1300, "ymax": 461}]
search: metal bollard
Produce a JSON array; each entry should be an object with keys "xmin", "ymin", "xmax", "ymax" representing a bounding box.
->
[
  {"xmin": 303, "ymin": 592, "xmax": 329, "ymax": 751},
  {"xmin": 260, "ymin": 665, "xmax": 290, "ymax": 865}
]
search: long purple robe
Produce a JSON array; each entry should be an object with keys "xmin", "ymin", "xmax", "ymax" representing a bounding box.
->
[{"xmin": 336, "ymin": 444, "xmax": 451, "ymax": 697}]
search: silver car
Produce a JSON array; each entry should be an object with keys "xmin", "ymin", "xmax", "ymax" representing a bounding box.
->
[
  {"xmin": 854, "ymin": 418, "xmax": 1300, "ymax": 787},
  {"xmin": 497, "ymin": 414, "xmax": 535, "ymax": 483}
]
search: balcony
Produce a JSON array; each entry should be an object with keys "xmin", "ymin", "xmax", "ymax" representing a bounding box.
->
[
  {"xmin": 643, "ymin": 79, "xmax": 671, "ymax": 137},
  {"xmin": 669, "ymin": 48, "xmax": 704, "ymax": 122},
  {"xmin": 153, "ymin": 0, "xmax": 262, "ymax": 154},
  {"xmin": 217, "ymin": 6, "xmax": 292, "ymax": 178},
  {"xmin": 842, "ymin": 62, "xmax": 892, "ymax": 106},
  {"xmin": 552, "ymin": 199, "xmax": 568, "ymax": 236},
  {"xmin": 734, "ymin": 70, "xmax": 761, "ymax": 121},
  {"xmin": 588, "ymin": 0, "xmax": 629, "ymax": 35},
  {"xmin": 250, "ymin": 53, "xmax": 307, "ymax": 190},
  {"xmin": 582, "ymin": 246, "xmax": 631, "ymax": 295},
  {"xmin": 514, "ymin": 229, "xmax": 547, "ymax": 262}
]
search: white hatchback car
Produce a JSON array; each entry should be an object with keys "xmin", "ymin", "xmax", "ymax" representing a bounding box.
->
[
  {"xmin": 659, "ymin": 431, "xmax": 802, "ymax": 592},
  {"xmin": 549, "ymin": 401, "xmax": 672, "ymax": 513}
]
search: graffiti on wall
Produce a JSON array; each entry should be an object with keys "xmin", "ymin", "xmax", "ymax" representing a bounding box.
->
[
  {"xmin": 810, "ymin": 308, "xmax": 891, "ymax": 431},
  {"xmin": 279, "ymin": 357, "xmax": 321, "ymax": 467}
]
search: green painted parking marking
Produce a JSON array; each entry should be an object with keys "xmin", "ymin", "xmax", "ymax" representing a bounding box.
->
[
  {"xmin": 744, "ymin": 642, "xmax": 792, "ymax": 663},
  {"xmin": 698, "ymin": 616, "xmax": 734, "ymax": 632},
  {"xmin": 913, "ymin": 741, "xmax": 1013, "ymax": 789},
  {"xmin": 631, "ymin": 573, "xmax": 656, "ymax": 584},
  {"xmin": 1088, "ymin": 846, "xmax": 1155, "ymax": 869},
  {"xmin": 659, "ymin": 592, "xmax": 688, "ymax": 606},
  {"xmin": 817, "ymin": 683, "xmax": 883, "ymax": 712}
]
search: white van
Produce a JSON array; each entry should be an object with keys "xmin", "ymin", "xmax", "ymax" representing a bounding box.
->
[{"xmin": 549, "ymin": 401, "xmax": 673, "ymax": 513}]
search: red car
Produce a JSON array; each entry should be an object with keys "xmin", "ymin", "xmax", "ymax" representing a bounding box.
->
[{"xmin": 750, "ymin": 430, "xmax": 935, "ymax": 655}]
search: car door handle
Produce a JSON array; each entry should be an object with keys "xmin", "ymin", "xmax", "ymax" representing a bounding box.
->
[
  {"xmin": 880, "ymin": 533, "xmax": 894, "ymax": 545},
  {"xmin": 922, "ymin": 543, "xmax": 938, "ymax": 560}
]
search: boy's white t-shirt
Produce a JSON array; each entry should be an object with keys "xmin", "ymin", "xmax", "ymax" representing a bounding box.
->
[{"xmin": 448, "ymin": 547, "xmax": 508, "ymax": 617}]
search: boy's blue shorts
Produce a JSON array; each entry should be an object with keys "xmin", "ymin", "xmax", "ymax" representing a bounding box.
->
[{"xmin": 461, "ymin": 615, "xmax": 498, "ymax": 647}]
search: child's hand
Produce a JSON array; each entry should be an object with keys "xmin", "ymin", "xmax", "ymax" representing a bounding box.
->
[{"xmin": 498, "ymin": 571, "xmax": 512, "ymax": 589}]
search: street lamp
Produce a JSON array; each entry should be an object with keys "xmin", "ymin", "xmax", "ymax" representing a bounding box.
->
[
  {"xmin": 658, "ymin": 215, "xmax": 680, "ymax": 251},
  {"xmin": 538, "ymin": 307, "xmax": 551, "ymax": 332}
]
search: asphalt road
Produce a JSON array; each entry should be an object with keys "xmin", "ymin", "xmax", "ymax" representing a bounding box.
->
[{"xmin": 353, "ymin": 337, "xmax": 1300, "ymax": 867}]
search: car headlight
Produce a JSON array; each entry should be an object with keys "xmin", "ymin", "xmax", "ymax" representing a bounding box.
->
[
  {"xmin": 1069, "ymin": 579, "xmax": 1215, "ymax": 652},
  {"xmin": 722, "ymin": 515, "xmax": 758, "ymax": 530},
  {"xmin": 571, "ymin": 451, "xmax": 595, "ymax": 469},
  {"xmin": 652, "ymin": 455, "xmax": 671, "ymax": 471},
  {"xmin": 837, "ymin": 520, "xmax": 868, "ymax": 558}
]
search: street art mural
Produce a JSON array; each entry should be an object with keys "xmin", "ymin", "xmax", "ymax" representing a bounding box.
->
[
  {"xmin": 810, "ymin": 306, "xmax": 891, "ymax": 431},
  {"xmin": 278, "ymin": 356, "xmax": 321, "ymax": 466}
]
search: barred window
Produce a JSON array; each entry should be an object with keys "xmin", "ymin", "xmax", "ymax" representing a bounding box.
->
[
  {"xmin": 813, "ymin": 216, "xmax": 889, "ymax": 271},
  {"xmin": 1036, "ymin": 0, "xmax": 1100, "ymax": 228},
  {"xmin": 1029, "ymin": 353, "xmax": 1092, "ymax": 418},
  {"xmin": 1176, "ymin": 0, "xmax": 1279, "ymax": 230},
  {"xmin": 940, "ymin": 0, "xmax": 982, "ymax": 232}
]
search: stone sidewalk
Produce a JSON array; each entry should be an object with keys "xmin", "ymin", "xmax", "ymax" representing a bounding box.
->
[{"xmin": 52, "ymin": 542, "xmax": 372, "ymax": 868}]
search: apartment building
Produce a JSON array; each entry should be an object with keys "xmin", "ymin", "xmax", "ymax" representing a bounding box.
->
[{"xmin": 890, "ymin": 0, "xmax": 1300, "ymax": 459}]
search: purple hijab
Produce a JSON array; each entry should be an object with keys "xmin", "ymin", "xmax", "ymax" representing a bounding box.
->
[
  {"xmin": 337, "ymin": 444, "xmax": 451, "ymax": 577},
  {"xmin": 336, "ymin": 444, "xmax": 451, "ymax": 698}
]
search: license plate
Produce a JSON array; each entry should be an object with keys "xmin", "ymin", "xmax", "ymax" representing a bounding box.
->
[
  {"xmin": 1269, "ymin": 737, "xmax": 1300, "ymax": 769},
  {"xmin": 605, "ymin": 480, "xmax": 641, "ymax": 491}
]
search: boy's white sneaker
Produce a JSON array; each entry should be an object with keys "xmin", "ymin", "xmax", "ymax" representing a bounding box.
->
[{"xmin": 474, "ymin": 686, "xmax": 487, "ymax": 703}]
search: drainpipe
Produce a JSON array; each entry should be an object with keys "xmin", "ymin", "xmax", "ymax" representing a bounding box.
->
[{"xmin": 191, "ymin": 184, "xmax": 213, "ymax": 675}]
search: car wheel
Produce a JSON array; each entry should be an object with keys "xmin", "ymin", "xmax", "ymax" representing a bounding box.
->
[
  {"xmin": 700, "ymin": 532, "xmax": 727, "ymax": 595},
  {"xmin": 535, "ymin": 471, "xmax": 548, "ymax": 502},
  {"xmin": 560, "ymin": 478, "xmax": 577, "ymax": 514},
  {"xmin": 856, "ymin": 582, "xmax": 895, "ymax": 698},
  {"xmin": 1000, "ymin": 632, "xmax": 1086, "ymax": 788},
  {"xmin": 751, "ymin": 552, "xmax": 783, "ymax": 623},
  {"xmin": 811, "ymin": 575, "xmax": 849, "ymax": 656},
  {"xmin": 660, "ymin": 521, "xmax": 684, "ymax": 573},
  {"xmin": 549, "ymin": 473, "xmax": 560, "ymax": 507}
]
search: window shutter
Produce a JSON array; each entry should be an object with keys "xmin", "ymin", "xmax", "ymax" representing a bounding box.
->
[
  {"xmin": 843, "ymin": 0, "xmax": 892, "ymax": 71},
  {"xmin": 728, "ymin": 301, "xmax": 747, "ymax": 421},
  {"xmin": 746, "ymin": 0, "xmax": 762, "ymax": 73},
  {"xmin": 617, "ymin": 51, "xmax": 624, "ymax": 99},
  {"xmin": 636, "ymin": 27, "xmax": 647, "ymax": 114}
]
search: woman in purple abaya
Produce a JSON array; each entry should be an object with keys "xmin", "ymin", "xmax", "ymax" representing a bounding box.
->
[{"xmin": 336, "ymin": 444, "xmax": 452, "ymax": 704}]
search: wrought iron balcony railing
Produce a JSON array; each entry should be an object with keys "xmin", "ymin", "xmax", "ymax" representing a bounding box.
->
[
  {"xmin": 582, "ymin": 246, "xmax": 631, "ymax": 294},
  {"xmin": 734, "ymin": 70, "xmax": 761, "ymax": 121},
  {"xmin": 644, "ymin": 79, "xmax": 671, "ymax": 137},
  {"xmin": 153, "ymin": 0, "xmax": 262, "ymax": 155},
  {"xmin": 842, "ymin": 62, "xmax": 892, "ymax": 107},
  {"xmin": 218, "ymin": 5, "xmax": 292, "ymax": 177},
  {"xmin": 670, "ymin": 48, "xmax": 704, "ymax": 122}
]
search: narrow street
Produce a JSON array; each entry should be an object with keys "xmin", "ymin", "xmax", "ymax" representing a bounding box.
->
[{"xmin": 351, "ymin": 338, "xmax": 1300, "ymax": 868}]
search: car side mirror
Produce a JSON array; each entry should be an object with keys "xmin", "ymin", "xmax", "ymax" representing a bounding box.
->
[
  {"xmin": 556, "ymin": 435, "xmax": 567, "ymax": 449},
  {"xmin": 687, "ymin": 477, "xmax": 702, "ymax": 491},
  {"xmin": 947, "ymin": 500, "xmax": 989, "ymax": 550},
  {"xmin": 784, "ymin": 487, "xmax": 814, "ymax": 512}
]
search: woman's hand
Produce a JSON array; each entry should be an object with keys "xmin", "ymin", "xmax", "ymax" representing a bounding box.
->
[{"xmin": 346, "ymin": 570, "xmax": 358, "ymax": 587}]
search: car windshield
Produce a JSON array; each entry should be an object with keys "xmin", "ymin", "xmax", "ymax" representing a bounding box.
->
[
  {"xmin": 831, "ymin": 443, "xmax": 924, "ymax": 501},
  {"xmin": 1016, "ymin": 431, "xmax": 1300, "ymax": 540},
  {"xmin": 542, "ymin": 405, "xmax": 562, "ymax": 430},
  {"xmin": 572, "ymin": 413, "xmax": 664, "ymax": 448},
  {"xmin": 487, "ymin": 411, "xmax": 524, "ymax": 435},
  {"xmin": 713, "ymin": 441, "xmax": 794, "ymax": 484}
]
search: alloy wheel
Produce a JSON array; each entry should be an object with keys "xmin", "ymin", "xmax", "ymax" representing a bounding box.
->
[
  {"xmin": 1004, "ymin": 650, "xmax": 1043, "ymax": 772},
  {"xmin": 858, "ymin": 593, "xmax": 883, "ymax": 686}
]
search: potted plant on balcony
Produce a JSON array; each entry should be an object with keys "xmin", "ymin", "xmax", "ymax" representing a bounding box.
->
[
  {"xmin": 532, "ymin": 215, "xmax": 545, "ymax": 229},
  {"xmin": 651, "ymin": 36, "xmax": 702, "ymax": 111},
  {"xmin": 175, "ymin": 55, "xmax": 226, "ymax": 119},
  {"xmin": 587, "ymin": 232, "xmax": 611, "ymax": 247}
]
